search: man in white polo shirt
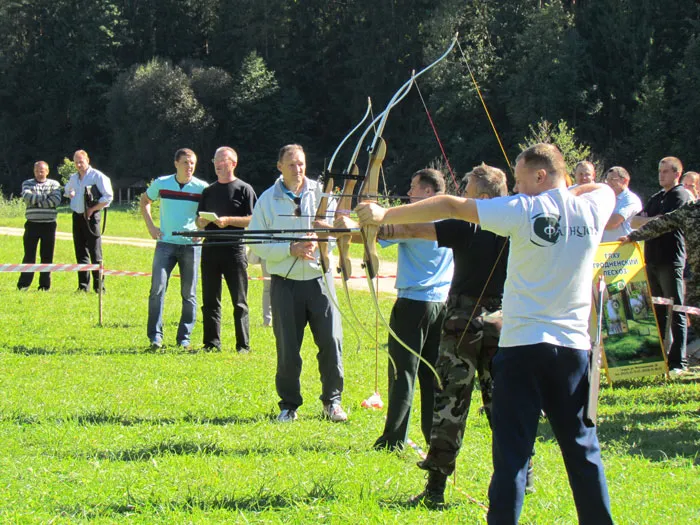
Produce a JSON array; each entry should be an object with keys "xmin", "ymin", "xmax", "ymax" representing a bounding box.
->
[
  {"xmin": 601, "ymin": 166, "xmax": 642, "ymax": 243},
  {"xmin": 356, "ymin": 143, "xmax": 615, "ymax": 525}
]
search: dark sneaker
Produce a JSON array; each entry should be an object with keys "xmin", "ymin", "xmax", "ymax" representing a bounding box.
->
[
  {"xmin": 203, "ymin": 345, "xmax": 221, "ymax": 353},
  {"xmin": 237, "ymin": 347, "xmax": 250, "ymax": 354},
  {"xmin": 149, "ymin": 341, "xmax": 162, "ymax": 352},
  {"xmin": 373, "ymin": 437, "xmax": 403, "ymax": 451},
  {"xmin": 323, "ymin": 403, "xmax": 348, "ymax": 422},
  {"xmin": 277, "ymin": 409, "xmax": 298, "ymax": 422}
]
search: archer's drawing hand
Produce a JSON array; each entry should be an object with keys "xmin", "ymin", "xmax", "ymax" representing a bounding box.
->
[{"xmin": 355, "ymin": 202, "xmax": 386, "ymax": 226}]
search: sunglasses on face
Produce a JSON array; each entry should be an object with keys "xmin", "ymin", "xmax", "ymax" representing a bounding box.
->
[{"xmin": 294, "ymin": 197, "xmax": 301, "ymax": 217}]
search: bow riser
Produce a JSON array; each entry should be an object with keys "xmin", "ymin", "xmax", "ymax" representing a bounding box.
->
[
  {"xmin": 315, "ymin": 175, "xmax": 335, "ymax": 274},
  {"xmin": 359, "ymin": 137, "xmax": 386, "ymax": 280},
  {"xmin": 335, "ymin": 163, "xmax": 361, "ymax": 280}
]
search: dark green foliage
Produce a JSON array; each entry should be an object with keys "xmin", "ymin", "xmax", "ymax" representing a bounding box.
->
[
  {"xmin": 2, "ymin": 1, "xmax": 700, "ymax": 199},
  {"xmin": 107, "ymin": 59, "xmax": 214, "ymax": 183}
]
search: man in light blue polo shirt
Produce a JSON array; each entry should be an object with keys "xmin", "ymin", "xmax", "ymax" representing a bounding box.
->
[
  {"xmin": 337, "ymin": 168, "xmax": 454, "ymax": 450},
  {"xmin": 140, "ymin": 148, "xmax": 208, "ymax": 350}
]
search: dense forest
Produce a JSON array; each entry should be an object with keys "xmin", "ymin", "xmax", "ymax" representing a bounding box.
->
[{"xmin": 1, "ymin": 0, "xmax": 699, "ymax": 199}]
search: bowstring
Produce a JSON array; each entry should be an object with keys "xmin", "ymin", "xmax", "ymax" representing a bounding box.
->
[
  {"xmin": 413, "ymin": 37, "xmax": 511, "ymax": 502},
  {"xmin": 368, "ymin": 104, "xmax": 383, "ymax": 389},
  {"xmin": 414, "ymin": 80, "xmax": 460, "ymax": 192},
  {"xmin": 456, "ymin": 40, "xmax": 513, "ymax": 175}
]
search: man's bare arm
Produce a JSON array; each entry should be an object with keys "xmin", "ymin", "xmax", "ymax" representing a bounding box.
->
[
  {"xmin": 605, "ymin": 213, "xmax": 625, "ymax": 230},
  {"xmin": 569, "ymin": 182, "xmax": 610, "ymax": 196},
  {"xmin": 356, "ymin": 195, "xmax": 479, "ymax": 226},
  {"xmin": 140, "ymin": 193, "xmax": 162, "ymax": 240},
  {"xmin": 379, "ymin": 223, "xmax": 437, "ymax": 240}
]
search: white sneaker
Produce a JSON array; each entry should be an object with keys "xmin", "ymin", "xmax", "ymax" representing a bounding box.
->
[
  {"xmin": 277, "ymin": 408, "xmax": 297, "ymax": 422},
  {"xmin": 323, "ymin": 403, "xmax": 348, "ymax": 422},
  {"xmin": 669, "ymin": 368, "xmax": 687, "ymax": 378}
]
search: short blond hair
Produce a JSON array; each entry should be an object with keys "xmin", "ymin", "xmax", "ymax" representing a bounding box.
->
[
  {"xmin": 660, "ymin": 156, "xmax": 683, "ymax": 175},
  {"xmin": 464, "ymin": 163, "xmax": 508, "ymax": 198},
  {"xmin": 516, "ymin": 143, "xmax": 568, "ymax": 181}
]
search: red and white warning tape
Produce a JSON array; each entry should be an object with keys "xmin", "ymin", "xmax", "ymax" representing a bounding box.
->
[
  {"xmin": 0, "ymin": 262, "xmax": 396, "ymax": 280},
  {"xmin": 652, "ymin": 297, "xmax": 700, "ymax": 316},
  {"xmin": 101, "ymin": 269, "xmax": 153, "ymax": 277},
  {"xmin": 0, "ymin": 263, "xmax": 99, "ymax": 272}
]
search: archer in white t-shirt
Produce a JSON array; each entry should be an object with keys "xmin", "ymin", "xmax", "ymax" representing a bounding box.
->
[{"xmin": 356, "ymin": 143, "xmax": 615, "ymax": 525}]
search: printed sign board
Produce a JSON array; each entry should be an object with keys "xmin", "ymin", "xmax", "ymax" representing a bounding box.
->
[{"xmin": 592, "ymin": 242, "xmax": 668, "ymax": 381}]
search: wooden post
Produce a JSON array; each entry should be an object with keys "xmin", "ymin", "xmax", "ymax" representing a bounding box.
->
[{"xmin": 98, "ymin": 262, "xmax": 104, "ymax": 326}]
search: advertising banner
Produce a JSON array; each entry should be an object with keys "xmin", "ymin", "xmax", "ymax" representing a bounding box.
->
[{"xmin": 592, "ymin": 242, "xmax": 667, "ymax": 381}]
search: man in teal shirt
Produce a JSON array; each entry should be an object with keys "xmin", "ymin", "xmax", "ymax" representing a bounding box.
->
[{"xmin": 140, "ymin": 148, "xmax": 208, "ymax": 350}]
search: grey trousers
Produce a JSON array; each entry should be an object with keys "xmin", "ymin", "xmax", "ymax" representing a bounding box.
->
[{"xmin": 270, "ymin": 274, "xmax": 344, "ymax": 410}]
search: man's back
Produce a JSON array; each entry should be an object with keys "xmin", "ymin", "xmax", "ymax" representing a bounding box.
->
[{"xmin": 476, "ymin": 187, "xmax": 615, "ymax": 349}]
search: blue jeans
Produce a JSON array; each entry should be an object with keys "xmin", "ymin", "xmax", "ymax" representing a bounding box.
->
[
  {"xmin": 487, "ymin": 343, "xmax": 612, "ymax": 525},
  {"xmin": 147, "ymin": 242, "xmax": 201, "ymax": 345}
]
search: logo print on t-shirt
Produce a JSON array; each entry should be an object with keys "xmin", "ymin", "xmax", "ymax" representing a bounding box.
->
[{"xmin": 530, "ymin": 213, "xmax": 562, "ymax": 247}]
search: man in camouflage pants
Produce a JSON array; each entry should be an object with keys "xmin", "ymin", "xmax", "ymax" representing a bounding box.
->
[
  {"xmin": 373, "ymin": 164, "xmax": 528, "ymax": 506},
  {"xmin": 620, "ymin": 200, "xmax": 700, "ymax": 370}
]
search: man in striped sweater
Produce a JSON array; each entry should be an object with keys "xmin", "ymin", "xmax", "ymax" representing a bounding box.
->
[{"xmin": 17, "ymin": 161, "xmax": 63, "ymax": 291}]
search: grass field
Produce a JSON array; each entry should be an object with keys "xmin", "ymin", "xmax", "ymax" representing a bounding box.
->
[{"xmin": 0, "ymin": 210, "xmax": 699, "ymax": 523}]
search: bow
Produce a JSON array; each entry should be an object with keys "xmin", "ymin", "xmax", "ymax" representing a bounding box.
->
[
  {"xmin": 317, "ymin": 98, "xmax": 379, "ymax": 347},
  {"xmin": 355, "ymin": 34, "xmax": 459, "ymax": 388}
]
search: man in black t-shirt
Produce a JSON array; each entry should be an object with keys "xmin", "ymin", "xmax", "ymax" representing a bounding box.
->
[
  {"xmin": 196, "ymin": 147, "xmax": 257, "ymax": 353},
  {"xmin": 379, "ymin": 164, "xmax": 513, "ymax": 507},
  {"xmin": 634, "ymin": 156, "xmax": 690, "ymax": 372}
]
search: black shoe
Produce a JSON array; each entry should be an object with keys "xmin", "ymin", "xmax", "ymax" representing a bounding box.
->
[
  {"xmin": 37, "ymin": 286, "xmax": 50, "ymax": 291},
  {"xmin": 148, "ymin": 341, "xmax": 162, "ymax": 352},
  {"xmin": 237, "ymin": 347, "xmax": 250, "ymax": 354},
  {"xmin": 17, "ymin": 286, "xmax": 29, "ymax": 291},
  {"xmin": 373, "ymin": 437, "xmax": 402, "ymax": 452},
  {"xmin": 76, "ymin": 287, "xmax": 89, "ymax": 293},
  {"xmin": 408, "ymin": 471, "xmax": 447, "ymax": 509},
  {"xmin": 203, "ymin": 345, "xmax": 221, "ymax": 353}
]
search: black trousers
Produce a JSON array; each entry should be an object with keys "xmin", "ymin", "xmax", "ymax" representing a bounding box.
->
[
  {"xmin": 17, "ymin": 221, "xmax": 57, "ymax": 290},
  {"xmin": 72, "ymin": 211, "xmax": 103, "ymax": 291},
  {"xmin": 647, "ymin": 263, "xmax": 687, "ymax": 369},
  {"xmin": 201, "ymin": 245, "xmax": 250, "ymax": 351},
  {"xmin": 374, "ymin": 297, "xmax": 444, "ymax": 449}
]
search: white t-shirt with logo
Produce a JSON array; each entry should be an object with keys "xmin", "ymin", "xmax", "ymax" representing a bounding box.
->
[{"xmin": 476, "ymin": 186, "xmax": 615, "ymax": 350}]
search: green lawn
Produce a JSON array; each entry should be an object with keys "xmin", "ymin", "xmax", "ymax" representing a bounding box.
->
[{"xmin": 0, "ymin": 227, "xmax": 698, "ymax": 523}]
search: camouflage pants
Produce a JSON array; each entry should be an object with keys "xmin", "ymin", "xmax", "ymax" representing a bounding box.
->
[{"xmin": 419, "ymin": 294, "xmax": 502, "ymax": 476}]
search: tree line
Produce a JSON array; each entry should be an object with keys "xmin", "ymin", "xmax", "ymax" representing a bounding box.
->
[{"xmin": 1, "ymin": 0, "xmax": 699, "ymax": 199}]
